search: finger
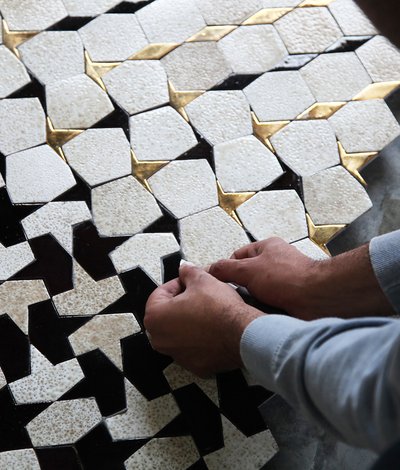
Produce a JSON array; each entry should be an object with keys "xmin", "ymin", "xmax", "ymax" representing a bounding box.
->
[
  {"xmin": 231, "ymin": 242, "xmax": 262, "ymax": 260},
  {"xmin": 146, "ymin": 278, "xmax": 183, "ymax": 308},
  {"xmin": 208, "ymin": 258, "xmax": 251, "ymax": 286},
  {"xmin": 179, "ymin": 264, "xmax": 208, "ymax": 288}
]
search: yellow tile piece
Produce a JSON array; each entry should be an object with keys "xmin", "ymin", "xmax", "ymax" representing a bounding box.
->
[
  {"xmin": 217, "ymin": 181, "xmax": 255, "ymax": 226},
  {"xmin": 84, "ymin": 51, "xmax": 121, "ymax": 91},
  {"xmin": 168, "ymin": 81, "xmax": 204, "ymax": 121},
  {"xmin": 130, "ymin": 43, "xmax": 179, "ymax": 60},
  {"xmin": 296, "ymin": 102, "xmax": 346, "ymax": 120},
  {"xmin": 306, "ymin": 213, "xmax": 345, "ymax": 256},
  {"xmin": 299, "ymin": 0, "xmax": 335, "ymax": 7},
  {"xmin": 131, "ymin": 150, "xmax": 168, "ymax": 193},
  {"xmin": 46, "ymin": 117, "xmax": 83, "ymax": 162},
  {"xmin": 338, "ymin": 141, "xmax": 378, "ymax": 186},
  {"xmin": 2, "ymin": 19, "xmax": 38, "ymax": 58},
  {"xmin": 242, "ymin": 8, "xmax": 292, "ymax": 25},
  {"xmin": 252, "ymin": 112, "xmax": 289, "ymax": 152},
  {"xmin": 352, "ymin": 81, "xmax": 400, "ymax": 101},
  {"xmin": 186, "ymin": 25, "xmax": 237, "ymax": 42}
]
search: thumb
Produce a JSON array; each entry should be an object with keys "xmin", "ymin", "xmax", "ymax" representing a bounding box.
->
[
  {"xmin": 179, "ymin": 264, "xmax": 208, "ymax": 288},
  {"xmin": 209, "ymin": 259, "xmax": 252, "ymax": 287}
]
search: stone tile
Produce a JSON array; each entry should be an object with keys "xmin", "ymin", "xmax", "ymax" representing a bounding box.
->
[
  {"xmin": 195, "ymin": 0, "xmax": 262, "ymax": 25},
  {"xmin": 0, "ymin": 242, "xmax": 35, "ymax": 281},
  {"xmin": 22, "ymin": 201, "xmax": 91, "ymax": 254},
  {"xmin": 292, "ymin": 238, "xmax": 330, "ymax": 261},
  {"xmin": 270, "ymin": 120, "xmax": 340, "ymax": 177},
  {"xmin": 186, "ymin": 90, "xmax": 252, "ymax": 146},
  {"xmin": 0, "ymin": 173, "xmax": 4, "ymax": 188},
  {"xmin": 148, "ymin": 160, "xmax": 218, "ymax": 219},
  {"xmin": 110, "ymin": 233, "xmax": 180, "ymax": 284},
  {"xmin": 62, "ymin": 0, "xmax": 121, "ymax": 16},
  {"xmin": 92, "ymin": 176, "xmax": 163, "ymax": 237},
  {"xmin": 103, "ymin": 61, "xmax": 169, "ymax": 116},
  {"xmin": 261, "ymin": 0, "xmax": 301, "ymax": 5},
  {"xmin": 275, "ymin": 7, "xmax": 342, "ymax": 54},
  {"xmin": 130, "ymin": 106, "xmax": 197, "ymax": 162},
  {"xmin": 0, "ymin": 46, "xmax": 30, "ymax": 98},
  {"xmin": 63, "ymin": 128, "xmax": 132, "ymax": 187},
  {"xmin": 46, "ymin": 74, "xmax": 114, "ymax": 129},
  {"xmin": 214, "ymin": 135, "xmax": 283, "ymax": 192},
  {"xmin": 26, "ymin": 398, "xmax": 102, "ymax": 447},
  {"xmin": 329, "ymin": 100, "xmax": 400, "ymax": 153},
  {"xmin": 300, "ymin": 52, "xmax": 371, "ymax": 102},
  {"xmin": 244, "ymin": 71, "xmax": 315, "ymax": 122},
  {"xmin": 329, "ymin": 0, "xmax": 377, "ymax": 36},
  {"xmin": 69, "ymin": 313, "xmax": 141, "ymax": 369},
  {"xmin": 0, "ymin": 450, "xmax": 40, "ymax": 470},
  {"xmin": 0, "ymin": 0, "xmax": 67, "ymax": 30},
  {"xmin": 303, "ymin": 166, "xmax": 373, "ymax": 225},
  {"xmin": 162, "ymin": 42, "xmax": 232, "ymax": 90},
  {"xmin": 218, "ymin": 25, "xmax": 287, "ymax": 75},
  {"xmin": 0, "ymin": 98, "xmax": 46, "ymax": 156},
  {"xmin": 180, "ymin": 206, "xmax": 250, "ymax": 266},
  {"xmin": 237, "ymin": 190, "xmax": 308, "ymax": 242},
  {"xmin": 79, "ymin": 14, "xmax": 148, "ymax": 62},
  {"xmin": 6, "ymin": 145, "xmax": 76, "ymax": 204}
]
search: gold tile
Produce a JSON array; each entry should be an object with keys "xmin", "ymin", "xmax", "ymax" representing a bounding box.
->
[
  {"xmin": 186, "ymin": 25, "xmax": 237, "ymax": 42},
  {"xmin": 130, "ymin": 43, "xmax": 179, "ymax": 60},
  {"xmin": 217, "ymin": 181, "xmax": 255, "ymax": 226},
  {"xmin": 252, "ymin": 112, "xmax": 288, "ymax": 152},
  {"xmin": 296, "ymin": 102, "xmax": 346, "ymax": 120},
  {"xmin": 338, "ymin": 141, "xmax": 378, "ymax": 186},
  {"xmin": 2, "ymin": 19, "xmax": 38, "ymax": 58},
  {"xmin": 242, "ymin": 8, "xmax": 292, "ymax": 25},
  {"xmin": 168, "ymin": 81, "xmax": 204, "ymax": 121},
  {"xmin": 306, "ymin": 213, "xmax": 345, "ymax": 256},
  {"xmin": 46, "ymin": 117, "xmax": 83, "ymax": 161},
  {"xmin": 84, "ymin": 51, "xmax": 121, "ymax": 91},
  {"xmin": 352, "ymin": 81, "xmax": 400, "ymax": 101},
  {"xmin": 299, "ymin": 0, "xmax": 335, "ymax": 6},
  {"xmin": 131, "ymin": 149, "xmax": 168, "ymax": 193}
]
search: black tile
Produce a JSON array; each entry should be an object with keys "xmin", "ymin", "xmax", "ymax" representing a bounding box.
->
[
  {"xmin": 212, "ymin": 74, "xmax": 261, "ymax": 91},
  {"xmin": 143, "ymin": 207, "xmax": 180, "ymax": 243},
  {"xmin": 7, "ymin": 75, "xmax": 46, "ymax": 110},
  {"xmin": 36, "ymin": 446, "xmax": 83, "ymax": 470},
  {"xmin": 54, "ymin": 172, "xmax": 92, "ymax": 211}
]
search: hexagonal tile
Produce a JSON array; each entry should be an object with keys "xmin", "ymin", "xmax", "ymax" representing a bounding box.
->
[
  {"xmin": 195, "ymin": 0, "xmax": 262, "ymax": 25},
  {"xmin": 62, "ymin": 0, "xmax": 121, "ymax": 16},
  {"xmin": 329, "ymin": 0, "xmax": 377, "ymax": 36},
  {"xmin": 0, "ymin": 0, "xmax": 67, "ymax": 30}
]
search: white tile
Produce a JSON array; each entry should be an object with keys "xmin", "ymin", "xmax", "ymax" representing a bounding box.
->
[
  {"xmin": 329, "ymin": 100, "xmax": 400, "ymax": 153},
  {"xmin": 0, "ymin": 280, "xmax": 49, "ymax": 334},
  {"xmin": 275, "ymin": 7, "xmax": 342, "ymax": 54},
  {"xmin": 26, "ymin": 398, "xmax": 102, "ymax": 447},
  {"xmin": 130, "ymin": 106, "xmax": 197, "ymax": 162},
  {"xmin": 92, "ymin": 176, "xmax": 163, "ymax": 237},
  {"xmin": 103, "ymin": 61, "xmax": 169, "ymax": 116},
  {"xmin": 180, "ymin": 206, "xmax": 250, "ymax": 266},
  {"xmin": 270, "ymin": 120, "xmax": 340, "ymax": 177},
  {"xmin": 0, "ymin": 173, "xmax": 4, "ymax": 188},
  {"xmin": 195, "ymin": 0, "xmax": 262, "ymax": 25},
  {"xmin": 53, "ymin": 262, "xmax": 125, "ymax": 317},
  {"xmin": 62, "ymin": 0, "xmax": 121, "ymax": 16},
  {"xmin": 79, "ymin": 14, "xmax": 148, "ymax": 62},
  {"xmin": 22, "ymin": 201, "xmax": 91, "ymax": 254},
  {"xmin": 214, "ymin": 135, "xmax": 283, "ymax": 192},
  {"xmin": 110, "ymin": 233, "xmax": 180, "ymax": 284},
  {"xmin": 218, "ymin": 25, "xmax": 288, "ymax": 75},
  {"xmin": 0, "ymin": 242, "xmax": 35, "ymax": 281},
  {"xmin": 329, "ymin": 0, "xmax": 377, "ymax": 36},
  {"xmin": 69, "ymin": 313, "xmax": 141, "ymax": 369},
  {"xmin": 46, "ymin": 74, "xmax": 114, "ymax": 129},
  {"xmin": 19, "ymin": 31, "xmax": 84, "ymax": 85},
  {"xmin": 356, "ymin": 35, "xmax": 400, "ymax": 83},
  {"xmin": 186, "ymin": 90, "xmax": 252, "ymax": 146},
  {"xmin": 245, "ymin": 71, "xmax": 315, "ymax": 122},
  {"xmin": 9, "ymin": 346, "xmax": 84, "ymax": 404},
  {"xmin": 292, "ymin": 238, "xmax": 330, "ymax": 261},
  {"xmin": 6, "ymin": 145, "xmax": 76, "ymax": 204},
  {"xmin": 0, "ymin": 0, "xmax": 67, "ymax": 30},
  {"xmin": 300, "ymin": 52, "xmax": 371, "ymax": 102},
  {"xmin": 0, "ymin": 98, "xmax": 46, "ymax": 156},
  {"xmin": 0, "ymin": 450, "xmax": 40, "ymax": 470},
  {"xmin": 261, "ymin": 0, "xmax": 301, "ymax": 5},
  {"xmin": 63, "ymin": 128, "xmax": 132, "ymax": 187},
  {"xmin": 303, "ymin": 166, "xmax": 373, "ymax": 225},
  {"xmin": 136, "ymin": 0, "xmax": 206, "ymax": 43},
  {"xmin": 106, "ymin": 379, "xmax": 180, "ymax": 440},
  {"xmin": 0, "ymin": 46, "xmax": 30, "ymax": 98},
  {"xmin": 0, "ymin": 368, "xmax": 5, "ymax": 390},
  {"xmin": 149, "ymin": 160, "xmax": 218, "ymax": 219},
  {"xmin": 237, "ymin": 190, "xmax": 308, "ymax": 243}
]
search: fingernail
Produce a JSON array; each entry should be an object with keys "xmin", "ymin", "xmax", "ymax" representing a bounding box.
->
[{"xmin": 180, "ymin": 260, "xmax": 196, "ymax": 267}]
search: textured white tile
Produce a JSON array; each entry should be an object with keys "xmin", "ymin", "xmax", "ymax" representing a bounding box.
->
[
  {"xmin": 0, "ymin": 46, "xmax": 30, "ymax": 98},
  {"xmin": 79, "ymin": 14, "xmax": 148, "ymax": 62},
  {"xmin": 162, "ymin": 42, "xmax": 232, "ymax": 90},
  {"xmin": 329, "ymin": 100, "xmax": 400, "ymax": 153},
  {"xmin": 0, "ymin": 0, "xmax": 67, "ymax": 30},
  {"xmin": 356, "ymin": 36, "xmax": 400, "ymax": 83},
  {"xmin": 106, "ymin": 380, "xmax": 180, "ymax": 440},
  {"xmin": 195, "ymin": 0, "xmax": 262, "ymax": 25},
  {"xmin": 186, "ymin": 90, "xmax": 252, "ymax": 146},
  {"xmin": 26, "ymin": 398, "xmax": 102, "ymax": 447},
  {"xmin": 46, "ymin": 74, "xmax": 114, "ymax": 129},
  {"xmin": 62, "ymin": 0, "xmax": 121, "ymax": 16},
  {"xmin": 292, "ymin": 238, "xmax": 330, "ymax": 261},
  {"xmin": 275, "ymin": 7, "xmax": 342, "ymax": 54},
  {"xmin": 300, "ymin": 52, "xmax": 371, "ymax": 102},
  {"xmin": 63, "ymin": 128, "xmax": 132, "ymax": 187},
  {"xmin": 22, "ymin": 202, "xmax": 91, "ymax": 254},
  {"xmin": 53, "ymin": 262, "xmax": 125, "ymax": 317},
  {"xmin": 245, "ymin": 71, "xmax": 315, "ymax": 122},
  {"xmin": 92, "ymin": 176, "xmax": 163, "ymax": 237},
  {"xmin": 218, "ymin": 25, "xmax": 288, "ymax": 75},
  {"xmin": 271, "ymin": 120, "xmax": 340, "ymax": 177},
  {"xmin": 214, "ymin": 135, "xmax": 283, "ymax": 192},
  {"xmin": 0, "ymin": 368, "xmax": 5, "ymax": 390},
  {"xmin": 0, "ymin": 449, "xmax": 40, "ymax": 470},
  {"xmin": 237, "ymin": 190, "xmax": 308, "ymax": 242},
  {"xmin": 149, "ymin": 160, "xmax": 218, "ymax": 219},
  {"xmin": 261, "ymin": 0, "xmax": 301, "ymax": 6},
  {"xmin": 303, "ymin": 166, "xmax": 373, "ymax": 225},
  {"xmin": 136, "ymin": 0, "xmax": 206, "ymax": 43},
  {"xmin": 0, "ymin": 98, "xmax": 45, "ymax": 156},
  {"xmin": 180, "ymin": 206, "xmax": 250, "ymax": 266},
  {"xmin": 110, "ymin": 233, "xmax": 180, "ymax": 284},
  {"xmin": 130, "ymin": 106, "xmax": 197, "ymax": 162},
  {"xmin": 6, "ymin": 145, "xmax": 76, "ymax": 204},
  {"xmin": 0, "ymin": 242, "xmax": 35, "ymax": 281},
  {"xmin": 103, "ymin": 61, "xmax": 169, "ymax": 116},
  {"xmin": 0, "ymin": 173, "xmax": 4, "ymax": 188},
  {"xmin": 329, "ymin": 0, "xmax": 377, "ymax": 36},
  {"xmin": 69, "ymin": 313, "xmax": 141, "ymax": 369}
]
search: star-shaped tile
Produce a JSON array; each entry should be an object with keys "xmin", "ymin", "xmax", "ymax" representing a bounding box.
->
[
  {"xmin": 168, "ymin": 81, "xmax": 204, "ymax": 121},
  {"xmin": 217, "ymin": 182, "xmax": 255, "ymax": 226},
  {"xmin": 338, "ymin": 141, "xmax": 378, "ymax": 186},
  {"xmin": 306, "ymin": 213, "xmax": 345, "ymax": 255},
  {"xmin": 252, "ymin": 112, "xmax": 288, "ymax": 152},
  {"xmin": 131, "ymin": 150, "xmax": 168, "ymax": 193},
  {"xmin": 46, "ymin": 117, "xmax": 83, "ymax": 161},
  {"xmin": 2, "ymin": 20, "xmax": 38, "ymax": 58}
]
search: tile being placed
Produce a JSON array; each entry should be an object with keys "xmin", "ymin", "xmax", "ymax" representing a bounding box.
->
[
  {"xmin": 63, "ymin": 128, "xmax": 132, "ymax": 187},
  {"xmin": 0, "ymin": 46, "xmax": 30, "ymax": 98},
  {"xmin": 244, "ymin": 71, "xmax": 315, "ymax": 122},
  {"xmin": 237, "ymin": 190, "xmax": 308, "ymax": 243},
  {"xmin": 292, "ymin": 238, "xmax": 330, "ymax": 261},
  {"xmin": 6, "ymin": 145, "xmax": 76, "ymax": 204},
  {"xmin": 0, "ymin": 243, "xmax": 35, "ymax": 281},
  {"xmin": 195, "ymin": 0, "xmax": 262, "ymax": 25},
  {"xmin": 0, "ymin": 450, "xmax": 40, "ymax": 470},
  {"xmin": 186, "ymin": 91, "xmax": 252, "ymax": 146},
  {"xmin": 303, "ymin": 166, "xmax": 373, "ymax": 225},
  {"xmin": 0, "ymin": 0, "xmax": 67, "ymax": 30},
  {"xmin": 130, "ymin": 107, "xmax": 197, "ymax": 161},
  {"xmin": 46, "ymin": 74, "xmax": 114, "ymax": 129},
  {"xmin": 148, "ymin": 160, "xmax": 218, "ymax": 219},
  {"xmin": 329, "ymin": 100, "xmax": 400, "ymax": 153},
  {"xmin": 329, "ymin": 0, "xmax": 377, "ymax": 36},
  {"xmin": 19, "ymin": 31, "xmax": 84, "ymax": 85},
  {"xmin": 103, "ymin": 61, "xmax": 169, "ymax": 116},
  {"xmin": 92, "ymin": 176, "xmax": 163, "ymax": 237},
  {"xmin": 62, "ymin": 0, "xmax": 121, "ymax": 16}
]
